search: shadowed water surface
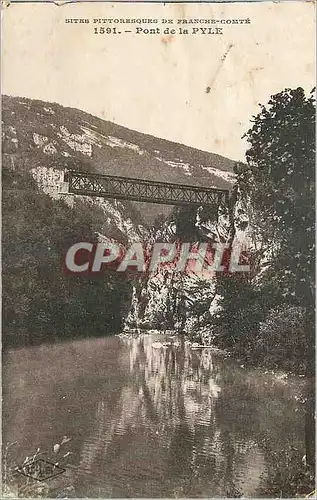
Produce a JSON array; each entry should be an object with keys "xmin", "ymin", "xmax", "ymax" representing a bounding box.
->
[{"xmin": 3, "ymin": 333, "xmax": 305, "ymax": 497}]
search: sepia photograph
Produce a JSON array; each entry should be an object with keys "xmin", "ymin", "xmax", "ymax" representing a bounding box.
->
[{"xmin": 1, "ymin": 1, "xmax": 316, "ymax": 497}]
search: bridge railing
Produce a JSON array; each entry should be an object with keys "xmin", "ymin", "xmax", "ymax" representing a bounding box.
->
[{"xmin": 64, "ymin": 170, "xmax": 230, "ymax": 207}]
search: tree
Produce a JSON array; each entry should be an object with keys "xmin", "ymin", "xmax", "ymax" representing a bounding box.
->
[
  {"xmin": 238, "ymin": 87, "xmax": 315, "ymax": 466},
  {"xmin": 238, "ymin": 88, "xmax": 315, "ymax": 302}
]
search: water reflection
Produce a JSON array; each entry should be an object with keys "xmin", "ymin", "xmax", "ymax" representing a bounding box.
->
[
  {"xmin": 75, "ymin": 335, "xmax": 293, "ymax": 497},
  {"xmin": 3, "ymin": 334, "xmax": 304, "ymax": 498}
]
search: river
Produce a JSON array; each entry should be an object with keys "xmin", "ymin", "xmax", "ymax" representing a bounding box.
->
[{"xmin": 3, "ymin": 333, "xmax": 305, "ymax": 498}]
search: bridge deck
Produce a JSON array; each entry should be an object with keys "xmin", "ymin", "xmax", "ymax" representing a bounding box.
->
[{"xmin": 64, "ymin": 170, "xmax": 229, "ymax": 207}]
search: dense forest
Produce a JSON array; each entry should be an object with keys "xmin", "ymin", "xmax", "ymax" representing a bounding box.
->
[
  {"xmin": 213, "ymin": 88, "xmax": 315, "ymax": 371},
  {"xmin": 2, "ymin": 161, "xmax": 132, "ymax": 348}
]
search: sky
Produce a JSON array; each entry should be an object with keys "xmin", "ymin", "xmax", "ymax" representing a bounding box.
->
[{"xmin": 2, "ymin": 1, "xmax": 315, "ymax": 161}]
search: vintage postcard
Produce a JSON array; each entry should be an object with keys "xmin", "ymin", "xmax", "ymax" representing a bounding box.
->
[{"xmin": 1, "ymin": 0, "xmax": 315, "ymax": 498}]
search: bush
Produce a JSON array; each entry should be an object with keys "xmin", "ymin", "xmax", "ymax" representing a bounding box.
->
[
  {"xmin": 258, "ymin": 445, "xmax": 315, "ymax": 497},
  {"xmin": 255, "ymin": 305, "xmax": 307, "ymax": 373}
]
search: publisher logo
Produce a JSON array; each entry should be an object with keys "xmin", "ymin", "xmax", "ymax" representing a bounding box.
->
[{"xmin": 16, "ymin": 458, "xmax": 66, "ymax": 482}]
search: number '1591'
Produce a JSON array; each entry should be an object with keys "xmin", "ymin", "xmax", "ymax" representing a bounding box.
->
[{"xmin": 94, "ymin": 27, "xmax": 119, "ymax": 34}]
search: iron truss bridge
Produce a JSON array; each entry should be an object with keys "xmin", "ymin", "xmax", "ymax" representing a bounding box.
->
[{"xmin": 64, "ymin": 170, "xmax": 230, "ymax": 207}]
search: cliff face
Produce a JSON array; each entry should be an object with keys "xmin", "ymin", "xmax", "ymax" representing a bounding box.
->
[
  {"xmin": 124, "ymin": 198, "xmax": 245, "ymax": 341},
  {"xmin": 124, "ymin": 187, "xmax": 256, "ymax": 341},
  {"xmin": 2, "ymin": 94, "xmax": 239, "ymax": 343}
]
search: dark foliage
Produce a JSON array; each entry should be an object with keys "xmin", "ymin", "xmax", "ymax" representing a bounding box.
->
[
  {"xmin": 213, "ymin": 88, "xmax": 315, "ymax": 372},
  {"xmin": 2, "ymin": 164, "xmax": 132, "ymax": 348},
  {"xmin": 212, "ymin": 88, "xmax": 315, "ymax": 476}
]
